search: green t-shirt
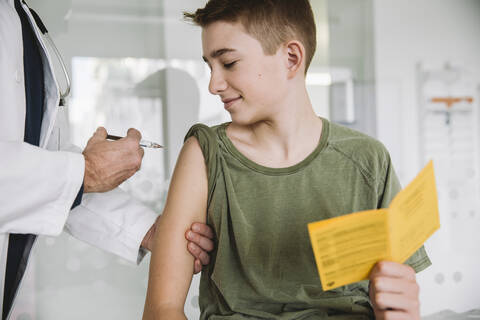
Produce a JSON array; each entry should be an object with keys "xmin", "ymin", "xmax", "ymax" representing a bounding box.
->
[{"xmin": 185, "ymin": 118, "xmax": 431, "ymax": 320}]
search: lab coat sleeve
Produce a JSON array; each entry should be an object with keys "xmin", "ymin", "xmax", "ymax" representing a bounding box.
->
[
  {"xmin": 0, "ymin": 141, "xmax": 85, "ymax": 236},
  {"xmin": 65, "ymin": 188, "xmax": 158, "ymax": 265}
]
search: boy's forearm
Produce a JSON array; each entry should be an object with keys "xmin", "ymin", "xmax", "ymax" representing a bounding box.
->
[{"xmin": 143, "ymin": 214, "xmax": 195, "ymax": 319}]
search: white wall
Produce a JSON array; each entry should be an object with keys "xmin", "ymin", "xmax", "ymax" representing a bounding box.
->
[
  {"xmin": 374, "ymin": 0, "xmax": 480, "ymax": 315},
  {"xmin": 374, "ymin": 0, "xmax": 480, "ymax": 180}
]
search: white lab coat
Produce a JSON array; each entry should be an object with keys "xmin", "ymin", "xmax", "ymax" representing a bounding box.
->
[{"xmin": 0, "ymin": 0, "xmax": 157, "ymax": 317}]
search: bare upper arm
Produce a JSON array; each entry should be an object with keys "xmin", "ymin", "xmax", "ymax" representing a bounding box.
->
[
  {"xmin": 162, "ymin": 136, "xmax": 208, "ymax": 223},
  {"xmin": 143, "ymin": 136, "xmax": 208, "ymax": 319}
]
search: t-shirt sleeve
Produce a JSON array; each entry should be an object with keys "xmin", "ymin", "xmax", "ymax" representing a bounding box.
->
[
  {"xmin": 377, "ymin": 154, "xmax": 432, "ymax": 273},
  {"xmin": 184, "ymin": 124, "xmax": 219, "ymax": 207}
]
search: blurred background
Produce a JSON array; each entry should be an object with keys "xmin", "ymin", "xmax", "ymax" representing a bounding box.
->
[{"xmin": 10, "ymin": 0, "xmax": 480, "ymax": 319}]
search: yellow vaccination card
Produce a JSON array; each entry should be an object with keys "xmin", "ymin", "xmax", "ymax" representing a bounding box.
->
[{"xmin": 308, "ymin": 160, "xmax": 440, "ymax": 290}]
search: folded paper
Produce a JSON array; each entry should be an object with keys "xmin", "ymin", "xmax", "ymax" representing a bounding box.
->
[{"xmin": 308, "ymin": 160, "xmax": 440, "ymax": 290}]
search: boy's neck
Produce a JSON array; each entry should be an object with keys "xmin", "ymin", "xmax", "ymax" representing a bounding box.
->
[{"xmin": 228, "ymin": 84, "xmax": 323, "ymax": 167}]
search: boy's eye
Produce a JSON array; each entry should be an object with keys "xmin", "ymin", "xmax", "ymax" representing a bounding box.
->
[{"xmin": 223, "ymin": 61, "xmax": 237, "ymax": 69}]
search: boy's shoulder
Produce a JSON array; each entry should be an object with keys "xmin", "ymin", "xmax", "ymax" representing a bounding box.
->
[
  {"xmin": 186, "ymin": 123, "xmax": 223, "ymax": 137},
  {"xmin": 326, "ymin": 121, "xmax": 392, "ymax": 178},
  {"xmin": 327, "ymin": 121, "xmax": 387, "ymax": 151}
]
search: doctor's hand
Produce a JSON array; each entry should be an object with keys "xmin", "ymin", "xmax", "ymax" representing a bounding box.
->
[
  {"xmin": 186, "ymin": 222, "xmax": 215, "ymax": 273},
  {"xmin": 82, "ymin": 127, "xmax": 144, "ymax": 193},
  {"xmin": 141, "ymin": 221, "xmax": 214, "ymax": 274},
  {"xmin": 369, "ymin": 261, "xmax": 420, "ymax": 320}
]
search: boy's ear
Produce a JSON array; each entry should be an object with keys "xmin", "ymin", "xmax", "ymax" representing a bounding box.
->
[{"xmin": 285, "ymin": 41, "xmax": 305, "ymax": 78}]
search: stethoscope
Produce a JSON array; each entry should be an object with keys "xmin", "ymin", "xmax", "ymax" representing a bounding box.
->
[{"xmin": 25, "ymin": 2, "xmax": 71, "ymax": 107}]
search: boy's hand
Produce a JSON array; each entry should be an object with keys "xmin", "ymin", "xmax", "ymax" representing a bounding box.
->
[{"xmin": 369, "ymin": 261, "xmax": 420, "ymax": 320}]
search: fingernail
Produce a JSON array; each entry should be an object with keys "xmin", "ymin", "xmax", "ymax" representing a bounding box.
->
[
  {"xmin": 192, "ymin": 224, "xmax": 199, "ymax": 232},
  {"xmin": 187, "ymin": 231, "xmax": 192, "ymax": 239}
]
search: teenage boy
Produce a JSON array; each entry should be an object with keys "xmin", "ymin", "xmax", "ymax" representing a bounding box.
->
[{"xmin": 143, "ymin": 1, "xmax": 431, "ymax": 319}]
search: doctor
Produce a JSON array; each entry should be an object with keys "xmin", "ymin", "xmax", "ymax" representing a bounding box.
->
[{"xmin": 0, "ymin": 0, "xmax": 214, "ymax": 319}]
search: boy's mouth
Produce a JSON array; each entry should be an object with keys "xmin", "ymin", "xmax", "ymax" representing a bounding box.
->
[{"xmin": 222, "ymin": 96, "xmax": 242, "ymax": 109}]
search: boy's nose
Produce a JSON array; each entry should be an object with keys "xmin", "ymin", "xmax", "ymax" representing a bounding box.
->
[{"xmin": 208, "ymin": 71, "xmax": 228, "ymax": 95}]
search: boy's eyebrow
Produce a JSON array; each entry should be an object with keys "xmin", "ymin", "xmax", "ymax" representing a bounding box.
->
[{"xmin": 202, "ymin": 48, "xmax": 236, "ymax": 62}]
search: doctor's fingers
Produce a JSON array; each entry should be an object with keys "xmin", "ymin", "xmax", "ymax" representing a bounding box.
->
[
  {"xmin": 126, "ymin": 127, "xmax": 142, "ymax": 141},
  {"xmin": 118, "ymin": 132, "xmax": 145, "ymax": 160},
  {"xmin": 186, "ymin": 228, "xmax": 214, "ymax": 252},
  {"xmin": 187, "ymin": 242, "xmax": 211, "ymax": 266},
  {"xmin": 113, "ymin": 141, "xmax": 144, "ymax": 171},
  {"xmin": 191, "ymin": 222, "xmax": 215, "ymax": 240},
  {"xmin": 86, "ymin": 127, "xmax": 108, "ymax": 144},
  {"xmin": 194, "ymin": 259, "xmax": 203, "ymax": 274}
]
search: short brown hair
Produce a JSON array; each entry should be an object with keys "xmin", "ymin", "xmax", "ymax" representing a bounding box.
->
[{"xmin": 184, "ymin": 0, "xmax": 317, "ymax": 73}]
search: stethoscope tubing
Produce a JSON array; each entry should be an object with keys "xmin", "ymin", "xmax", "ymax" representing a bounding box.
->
[
  {"xmin": 44, "ymin": 33, "xmax": 71, "ymax": 102},
  {"xmin": 27, "ymin": 3, "xmax": 71, "ymax": 105}
]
